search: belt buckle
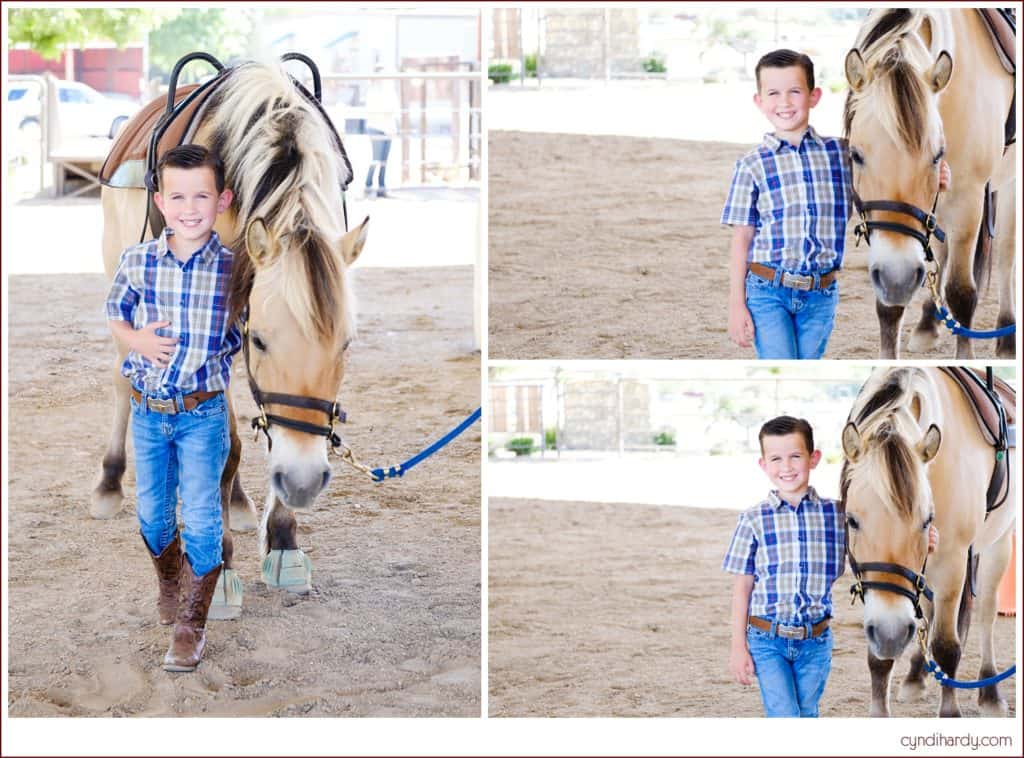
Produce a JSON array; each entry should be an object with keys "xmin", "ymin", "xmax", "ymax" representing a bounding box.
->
[
  {"xmin": 147, "ymin": 396, "xmax": 177, "ymax": 414},
  {"xmin": 782, "ymin": 272, "xmax": 812, "ymax": 291},
  {"xmin": 777, "ymin": 625, "xmax": 806, "ymax": 640}
]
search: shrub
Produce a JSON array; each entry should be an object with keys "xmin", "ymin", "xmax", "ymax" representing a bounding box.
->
[
  {"xmin": 653, "ymin": 430, "xmax": 676, "ymax": 446},
  {"xmin": 525, "ymin": 54, "xmax": 538, "ymax": 77},
  {"xmin": 488, "ymin": 63, "xmax": 514, "ymax": 84},
  {"xmin": 506, "ymin": 437, "xmax": 535, "ymax": 456},
  {"xmin": 545, "ymin": 427, "xmax": 557, "ymax": 450},
  {"xmin": 643, "ymin": 57, "xmax": 667, "ymax": 74}
]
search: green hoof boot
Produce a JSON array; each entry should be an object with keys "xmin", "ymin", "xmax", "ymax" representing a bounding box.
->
[
  {"xmin": 261, "ymin": 549, "xmax": 312, "ymax": 594},
  {"xmin": 208, "ymin": 568, "xmax": 243, "ymax": 620}
]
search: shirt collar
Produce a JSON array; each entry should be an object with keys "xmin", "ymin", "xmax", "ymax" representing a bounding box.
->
[
  {"xmin": 153, "ymin": 228, "xmax": 222, "ymax": 264},
  {"xmin": 763, "ymin": 125, "xmax": 825, "ymax": 153},
  {"xmin": 768, "ymin": 485, "xmax": 822, "ymax": 511}
]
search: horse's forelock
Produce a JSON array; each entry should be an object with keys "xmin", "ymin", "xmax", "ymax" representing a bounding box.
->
[
  {"xmin": 869, "ymin": 422, "xmax": 925, "ymax": 519},
  {"xmin": 209, "ymin": 63, "xmax": 350, "ymax": 341}
]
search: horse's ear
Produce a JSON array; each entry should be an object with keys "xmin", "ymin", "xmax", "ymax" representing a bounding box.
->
[
  {"xmin": 245, "ymin": 218, "xmax": 273, "ymax": 269},
  {"xmin": 928, "ymin": 51, "xmax": 953, "ymax": 93},
  {"xmin": 842, "ymin": 422, "xmax": 863, "ymax": 462},
  {"xmin": 845, "ymin": 49, "xmax": 868, "ymax": 92},
  {"xmin": 340, "ymin": 216, "xmax": 369, "ymax": 265},
  {"xmin": 917, "ymin": 424, "xmax": 942, "ymax": 463}
]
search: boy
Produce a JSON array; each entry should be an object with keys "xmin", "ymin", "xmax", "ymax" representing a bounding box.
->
[
  {"xmin": 105, "ymin": 144, "xmax": 240, "ymax": 672},
  {"xmin": 721, "ymin": 50, "xmax": 949, "ymax": 358},
  {"xmin": 723, "ymin": 416, "xmax": 937, "ymax": 717}
]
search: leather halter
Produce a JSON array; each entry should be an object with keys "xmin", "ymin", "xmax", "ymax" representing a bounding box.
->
[
  {"xmin": 846, "ymin": 521, "xmax": 934, "ymax": 619},
  {"xmin": 240, "ymin": 309, "xmax": 347, "ymax": 452},
  {"xmin": 852, "ymin": 189, "xmax": 946, "ymax": 263}
]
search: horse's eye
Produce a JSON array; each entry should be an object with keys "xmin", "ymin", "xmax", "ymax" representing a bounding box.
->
[
  {"xmin": 251, "ymin": 334, "xmax": 267, "ymax": 352},
  {"xmin": 847, "ymin": 515, "xmax": 860, "ymax": 530},
  {"xmin": 923, "ymin": 513, "xmax": 934, "ymax": 530},
  {"xmin": 933, "ymin": 147, "xmax": 945, "ymax": 165},
  {"xmin": 850, "ymin": 148, "xmax": 864, "ymax": 166}
]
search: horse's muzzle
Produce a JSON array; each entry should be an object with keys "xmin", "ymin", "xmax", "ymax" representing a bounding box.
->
[
  {"xmin": 865, "ymin": 619, "xmax": 917, "ymax": 660},
  {"xmin": 271, "ymin": 467, "xmax": 332, "ymax": 510},
  {"xmin": 870, "ymin": 262, "xmax": 926, "ymax": 307}
]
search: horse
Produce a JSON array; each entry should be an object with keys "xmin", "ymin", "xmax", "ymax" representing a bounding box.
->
[
  {"xmin": 92, "ymin": 60, "xmax": 369, "ymax": 616},
  {"xmin": 843, "ymin": 9, "xmax": 1016, "ymax": 359},
  {"xmin": 840, "ymin": 366, "xmax": 1016, "ymax": 717}
]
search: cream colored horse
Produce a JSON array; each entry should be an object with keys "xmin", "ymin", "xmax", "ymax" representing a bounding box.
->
[
  {"xmin": 841, "ymin": 367, "xmax": 1015, "ymax": 717},
  {"xmin": 94, "ymin": 62, "xmax": 368, "ymax": 614},
  {"xmin": 844, "ymin": 9, "xmax": 1016, "ymax": 359}
]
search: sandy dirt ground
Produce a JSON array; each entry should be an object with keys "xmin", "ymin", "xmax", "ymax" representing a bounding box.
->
[
  {"xmin": 488, "ymin": 497, "xmax": 1017, "ymax": 718},
  {"xmin": 488, "ymin": 130, "xmax": 1010, "ymax": 360},
  {"xmin": 6, "ymin": 267, "xmax": 481, "ymax": 717}
]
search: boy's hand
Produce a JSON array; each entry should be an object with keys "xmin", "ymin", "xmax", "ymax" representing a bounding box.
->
[
  {"xmin": 927, "ymin": 523, "xmax": 939, "ymax": 554},
  {"xmin": 728, "ymin": 301, "xmax": 755, "ymax": 348},
  {"xmin": 729, "ymin": 643, "xmax": 756, "ymax": 686},
  {"xmin": 938, "ymin": 160, "xmax": 952, "ymax": 192},
  {"xmin": 131, "ymin": 321, "xmax": 177, "ymax": 366}
]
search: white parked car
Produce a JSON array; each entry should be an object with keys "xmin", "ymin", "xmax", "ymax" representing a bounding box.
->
[{"xmin": 7, "ymin": 79, "xmax": 139, "ymax": 139}]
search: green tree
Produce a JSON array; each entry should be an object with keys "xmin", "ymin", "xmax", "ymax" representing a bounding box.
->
[
  {"xmin": 8, "ymin": 8, "xmax": 170, "ymax": 60},
  {"xmin": 147, "ymin": 9, "xmax": 257, "ymax": 83}
]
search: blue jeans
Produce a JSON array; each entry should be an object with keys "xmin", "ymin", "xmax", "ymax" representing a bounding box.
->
[
  {"xmin": 365, "ymin": 128, "xmax": 391, "ymax": 190},
  {"xmin": 131, "ymin": 392, "xmax": 229, "ymax": 577},
  {"xmin": 745, "ymin": 270, "xmax": 838, "ymax": 359},
  {"xmin": 747, "ymin": 623, "xmax": 833, "ymax": 717}
]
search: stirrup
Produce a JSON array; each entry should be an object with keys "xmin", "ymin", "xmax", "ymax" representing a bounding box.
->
[
  {"xmin": 261, "ymin": 549, "xmax": 313, "ymax": 594},
  {"xmin": 208, "ymin": 568, "xmax": 243, "ymax": 620}
]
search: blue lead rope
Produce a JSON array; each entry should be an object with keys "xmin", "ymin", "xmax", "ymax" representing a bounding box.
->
[
  {"xmin": 370, "ymin": 407, "xmax": 481, "ymax": 482},
  {"xmin": 934, "ymin": 306, "xmax": 1016, "ymax": 339},
  {"xmin": 924, "ymin": 661, "xmax": 1017, "ymax": 689}
]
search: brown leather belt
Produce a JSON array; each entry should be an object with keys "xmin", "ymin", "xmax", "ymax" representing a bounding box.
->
[
  {"xmin": 748, "ymin": 262, "xmax": 837, "ymax": 291},
  {"xmin": 748, "ymin": 616, "xmax": 830, "ymax": 640},
  {"xmin": 131, "ymin": 388, "xmax": 221, "ymax": 414}
]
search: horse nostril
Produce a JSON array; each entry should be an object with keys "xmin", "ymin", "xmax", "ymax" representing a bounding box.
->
[
  {"xmin": 905, "ymin": 622, "xmax": 916, "ymax": 643},
  {"xmin": 914, "ymin": 265, "xmax": 925, "ymax": 286},
  {"xmin": 273, "ymin": 471, "xmax": 286, "ymax": 496},
  {"xmin": 866, "ymin": 624, "xmax": 878, "ymax": 647},
  {"xmin": 870, "ymin": 267, "xmax": 883, "ymax": 291},
  {"xmin": 321, "ymin": 469, "xmax": 331, "ymax": 491}
]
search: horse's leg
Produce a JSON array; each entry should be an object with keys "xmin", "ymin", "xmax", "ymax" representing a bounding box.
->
[
  {"xmin": 994, "ymin": 188, "xmax": 1016, "ymax": 359},
  {"xmin": 930, "ymin": 564, "xmax": 969, "ymax": 718},
  {"xmin": 944, "ymin": 198, "xmax": 985, "ymax": 360},
  {"xmin": 210, "ymin": 398, "xmax": 245, "ymax": 619},
  {"xmin": 224, "ymin": 392, "xmax": 258, "ymax": 532},
  {"xmin": 898, "ymin": 600, "xmax": 932, "ymax": 703},
  {"xmin": 975, "ymin": 531, "xmax": 1013, "ymax": 715},
  {"xmin": 258, "ymin": 494, "xmax": 310, "ymax": 594},
  {"xmin": 876, "ymin": 301, "xmax": 904, "ymax": 359},
  {"xmin": 909, "ymin": 239, "xmax": 947, "ymax": 353},
  {"xmin": 91, "ymin": 350, "xmax": 131, "ymax": 518},
  {"xmin": 868, "ymin": 652, "xmax": 895, "ymax": 717}
]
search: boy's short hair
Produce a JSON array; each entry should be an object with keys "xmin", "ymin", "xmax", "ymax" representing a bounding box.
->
[
  {"xmin": 156, "ymin": 144, "xmax": 226, "ymax": 193},
  {"xmin": 755, "ymin": 49, "xmax": 815, "ymax": 92},
  {"xmin": 759, "ymin": 415, "xmax": 815, "ymax": 455}
]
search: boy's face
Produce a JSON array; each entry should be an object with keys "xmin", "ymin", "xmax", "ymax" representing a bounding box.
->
[
  {"xmin": 154, "ymin": 166, "xmax": 233, "ymax": 249},
  {"xmin": 759, "ymin": 432, "xmax": 821, "ymax": 500},
  {"xmin": 754, "ymin": 65, "xmax": 821, "ymax": 137}
]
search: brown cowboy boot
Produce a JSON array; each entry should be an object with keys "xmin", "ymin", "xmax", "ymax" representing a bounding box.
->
[
  {"xmin": 144, "ymin": 532, "xmax": 182, "ymax": 625},
  {"xmin": 163, "ymin": 560, "xmax": 222, "ymax": 672}
]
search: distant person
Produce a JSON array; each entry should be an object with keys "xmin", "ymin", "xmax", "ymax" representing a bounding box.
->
[
  {"xmin": 364, "ymin": 66, "xmax": 400, "ymax": 198},
  {"xmin": 105, "ymin": 144, "xmax": 240, "ymax": 673},
  {"xmin": 720, "ymin": 49, "xmax": 951, "ymax": 358},
  {"xmin": 723, "ymin": 415, "xmax": 938, "ymax": 717}
]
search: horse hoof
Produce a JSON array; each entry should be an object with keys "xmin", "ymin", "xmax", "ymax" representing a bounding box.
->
[
  {"xmin": 261, "ymin": 549, "xmax": 312, "ymax": 594},
  {"xmin": 907, "ymin": 330, "xmax": 940, "ymax": 354},
  {"xmin": 208, "ymin": 568, "xmax": 243, "ymax": 620},
  {"xmin": 897, "ymin": 679, "xmax": 928, "ymax": 703},
  {"xmin": 979, "ymin": 698, "xmax": 1008, "ymax": 717},
  {"xmin": 89, "ymin": 488, "xmax": 123, "ymax": 520},
  {"xmin": 229, "ymin": 499, "xmax": 259, "ymax": 532}
]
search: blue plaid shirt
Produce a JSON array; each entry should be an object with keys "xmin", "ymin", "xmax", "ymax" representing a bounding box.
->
[
  {"xmin": 104, "ymin": 229, "xmax": 242, "ymax": 399},
  {"xmin": 722, "ymin": 486, "xmax": 846, "ymax": 625},
  {"xmin": 721, "ymin": 126, "xmax": 853, "ymax": 274}
]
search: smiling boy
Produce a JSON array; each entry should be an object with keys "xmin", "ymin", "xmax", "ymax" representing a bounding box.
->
[{"xmin": 105, "ymin": 144, "xmax": 240, "ymax": 672}]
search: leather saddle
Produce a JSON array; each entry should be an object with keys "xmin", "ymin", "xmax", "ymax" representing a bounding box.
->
[{"xmin": 938, "ymin": 367, "xmax": 1016, "ymax": 514}]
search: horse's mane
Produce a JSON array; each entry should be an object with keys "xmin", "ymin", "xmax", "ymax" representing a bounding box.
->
[
  {"xmin": 206, "ymin": 62, "xmax": 354, "ymax": 342},
  {"xmin": 840, "ymin": 368, "xmax": 934, "ymax": 519},
  {"xmin": 843, "ymin": 9, "xmax": 946, "ymax": 152}
]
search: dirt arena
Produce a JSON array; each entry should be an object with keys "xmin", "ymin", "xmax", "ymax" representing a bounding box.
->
[
  {"xmin": 488, "ymin": 130, "xmax": 1010, "ymax": 360},
  {"xmin": 6, "ymin": 267, "xmax": 481, "ymax": 717},
  {"xmin": 488, "ymin": 497, "xmax": 1017, "ymax": 718}
]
